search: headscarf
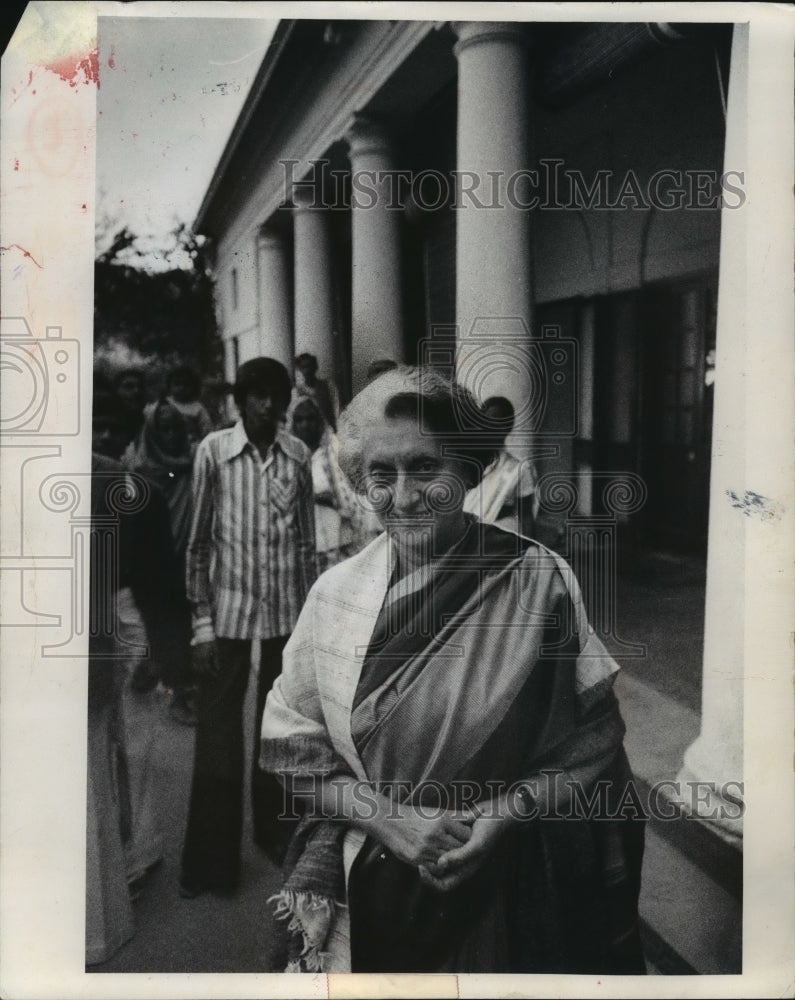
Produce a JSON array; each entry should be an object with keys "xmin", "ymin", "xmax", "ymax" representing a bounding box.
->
[{"xmin": 122, "ymin": 399, "xmax": 195, "ymax": 559}]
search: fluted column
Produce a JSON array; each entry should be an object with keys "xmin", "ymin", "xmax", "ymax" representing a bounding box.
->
[
  {"xmin": 256, "ymin": 227, "xmax": 292, "ymax": 368},
  {"xmin": 453, "ymin": 22, "xmax": 533, "ymax": 457},
  {"xmin": 346, "ymin": 116, "xmax": 404, "ymax": 393},
  {"xmin": 292, "ymin": 187, "xmax": 335, "ymax": 380}
]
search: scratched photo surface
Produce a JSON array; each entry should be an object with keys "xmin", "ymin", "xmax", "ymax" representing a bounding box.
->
[{"xmin": 0, "ymin": 3, "xmax": 793, "ymax": 999}]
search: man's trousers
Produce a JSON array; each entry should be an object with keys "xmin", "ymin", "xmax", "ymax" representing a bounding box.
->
[{"xmin": 180, "ymin": 635, "xmax": 289, "ymax": 893}]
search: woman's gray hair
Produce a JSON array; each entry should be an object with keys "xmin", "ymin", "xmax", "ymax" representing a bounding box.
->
[{"xmin": 337, "ymin": 365, "xmax": 495, "ymax": 489}]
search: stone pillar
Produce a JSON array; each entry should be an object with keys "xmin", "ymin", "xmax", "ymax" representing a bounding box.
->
[
  {"xmin": 256, "ymin": 228, "xmax": 292, "ymax": 369},
  {"xmin": 676, "ymin": 25, "xmax": 794, "ymax": 847},
  {"xmin": 346, "ymin": 116, "xmax": 404, "ymax": 393},
  {"xmin": 292, "ymin": 188, "xmax": 336, "ymax": 380},
  {"xmin": 453, "ymin": 21, "xmax": 533, "ymax": 458}
]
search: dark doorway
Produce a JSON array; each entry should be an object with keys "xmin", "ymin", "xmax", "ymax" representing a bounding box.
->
[{"xmin": 637, "ymin": 274, "xmax": 717, "ymax": 554}]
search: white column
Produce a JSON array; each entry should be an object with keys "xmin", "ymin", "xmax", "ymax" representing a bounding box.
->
[
  {"xmin": 453, "ymin": 21, "xmax": 533, "ymax": 457},
  {"xmin": 346, "ymin": 116, "xmax": 404, "ymax": 393},
  {"xmin": 292, "ymin": 188, "xmax": 335, "ymax": 380},
  {"xmin": 676, "ymin": 24, "xmax": 795, "ymax": 854},
  {"xmin": 256, "ymin": 228, "xmax": 292, "ymax": 369}
]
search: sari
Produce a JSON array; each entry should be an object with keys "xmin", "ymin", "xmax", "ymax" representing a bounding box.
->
[
  {"xmin": 123, "ymin": 400, "xmax": 195, "ymax": 562},
  {"xmin": 260, "ymin": 518, "xmax": 645, "ymax": 973}
]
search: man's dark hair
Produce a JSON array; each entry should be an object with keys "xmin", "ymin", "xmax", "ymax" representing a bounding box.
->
[
  {"xmin": 483, "ymin": 395, "xmax": 515, "ymax": 435},
  {"xmin": 233, "ymin": 357, "xmax": 292, "ymax": 412},
  {"xmin": 294, "ymin": 352, "xmax": 318, "ymax": 369}
]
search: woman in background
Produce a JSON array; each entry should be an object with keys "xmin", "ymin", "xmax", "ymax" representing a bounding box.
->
[
  {"xmin": 164, "ymin": 365, "xmax": 214, "ymax": 447},
  {"xmin": 290, "ymin": 396, "xmax": 373, "ymax": 573},
  {"xmin": 88, "ymin": 391, "xmax": 191, "ymax": 964},
  {"xmin": 123, "ymin": 398, "xmax": 197, "ymax": 724}
]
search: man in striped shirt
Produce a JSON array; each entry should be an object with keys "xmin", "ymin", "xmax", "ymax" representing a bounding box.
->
[{"xmin": 180, "ymin": 357, "xmax": 317, "ymax": 898}]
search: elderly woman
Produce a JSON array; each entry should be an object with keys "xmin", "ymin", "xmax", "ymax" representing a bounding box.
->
[{"xmin": 260, "ymin": 367, "xmax": 645, "ymax": 975}]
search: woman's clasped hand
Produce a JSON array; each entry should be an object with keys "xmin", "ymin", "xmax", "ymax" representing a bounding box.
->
[{"xmin": 376, "ymin": 801, "xmax": 478, "ymax": 871}]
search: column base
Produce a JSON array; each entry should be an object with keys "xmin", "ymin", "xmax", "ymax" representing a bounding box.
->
[{"xmin": 674, "ymin": 738, "xmax": 744, "ymax": 845}]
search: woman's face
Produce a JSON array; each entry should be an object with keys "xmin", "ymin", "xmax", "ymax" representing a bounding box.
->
[
  {"xmin": 155, "ymin": 404, "xmax": 187, "ymax": 456},
  {"xmin": 360, "ymin": 415, "xmax": 468, "ymax": 563},
  {"xmin": 291, "ymin": 401, "xmax": 322, "ymax": 451}
]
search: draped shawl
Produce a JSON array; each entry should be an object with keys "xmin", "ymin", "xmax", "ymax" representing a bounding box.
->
[
  {"xmin": 122, "ymin": 400, "xmax": 194, "ymax": 560},
  {"xmin": 260, "ymin": 520, "xmax": 645, "ymax": 973}
]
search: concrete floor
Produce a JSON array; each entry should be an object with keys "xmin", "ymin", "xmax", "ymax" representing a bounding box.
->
[{"xmin": 90, "ymin": 559, "xmax": 710, "ymax": 975}]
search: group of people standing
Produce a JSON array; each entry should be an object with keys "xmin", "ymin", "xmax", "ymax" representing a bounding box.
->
[
  {"xmin": 88, "ymin": 352, "xmax": 645, "ymax": 975},
  {"xmin": 87, "ymin": 354, "xmax": 386, "ymax": 961}
]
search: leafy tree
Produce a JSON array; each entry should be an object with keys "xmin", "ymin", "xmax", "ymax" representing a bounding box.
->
[{"xmin": 94, "ymin": 223, "xmax": 223, "ymax": 381}]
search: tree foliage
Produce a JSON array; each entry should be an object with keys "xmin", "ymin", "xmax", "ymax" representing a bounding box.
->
[{"xmin": 94, "ymin": 223, "xmax": 223, "ymax": 378}]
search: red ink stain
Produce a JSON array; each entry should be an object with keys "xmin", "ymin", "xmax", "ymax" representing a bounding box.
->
[
  {"xmin": 45, "ymin": 48, "xmax": 100, "ymax": 88},
  {"xmin": 0, "ymin": 244, "xmax": 43, "ymax": 269},
  {"xmin": 13, "ymin": 159, "xmax": 19, "ymax": 171},
  {"xmin": 81, "ymin": 203, "xmax": 87, "ymax": 211},
  {"xmin": 9, "ymin": 69, "xmax": 35, "ymax": 106},
  {"xmin": 108, "ymin": 45, "xmax": 115, "ymax": 70}
]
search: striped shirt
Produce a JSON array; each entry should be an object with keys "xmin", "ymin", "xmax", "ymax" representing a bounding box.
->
[{"xmin": 186, "ymin": 421, "xmax": 317, "ymax": 640}]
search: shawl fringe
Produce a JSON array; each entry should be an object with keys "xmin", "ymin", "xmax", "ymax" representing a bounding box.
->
[{"xmin": 269, "ymin": 889, "xmax": 341, "ymax": 972}]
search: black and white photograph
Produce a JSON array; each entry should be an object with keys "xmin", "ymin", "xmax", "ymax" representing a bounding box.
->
[{"xmin": 1, "ymin": 2, "xmax": 793, "ymax": 997}]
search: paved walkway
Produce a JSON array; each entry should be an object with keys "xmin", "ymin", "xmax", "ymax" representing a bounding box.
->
[{"xmin": 91, "ymin": 679, "xmax": 286, "ymax": 974}]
